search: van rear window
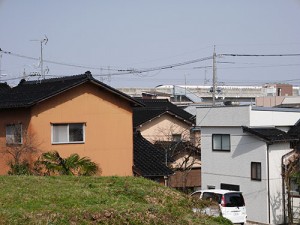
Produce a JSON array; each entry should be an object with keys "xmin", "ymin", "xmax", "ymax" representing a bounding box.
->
[
  {"xmin": 224, "ymin": 193, "xmax": 245, "ymax": 207},
  {"xmin": 202, "ymin": 192, "xmax": 222, "ymax": 203}
]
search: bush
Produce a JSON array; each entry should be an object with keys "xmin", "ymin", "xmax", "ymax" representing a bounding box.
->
[{"xmin": 8, "ymin": 161, "xmax": 31, "ymax": 175}]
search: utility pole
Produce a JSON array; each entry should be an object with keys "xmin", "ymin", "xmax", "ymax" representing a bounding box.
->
[
  {"xmin": 212, "ymin": 45, "xmax": 217, "ymax": 106},
  {"xmin": 0, "ymin": 51, "xmax": 2, "ymax": 79}
]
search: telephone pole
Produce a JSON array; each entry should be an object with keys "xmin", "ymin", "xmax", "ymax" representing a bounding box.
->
[
  {"xmin": 212, "ymin": 45, "xmax": 217, "ymax": 106},
  {"xmin": 0, "ymin": 51, "xmax": 2, "ymax": 78}
]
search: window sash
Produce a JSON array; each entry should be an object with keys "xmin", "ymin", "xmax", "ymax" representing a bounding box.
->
[
  {"xmin": 251, "ymin": 162, "xmax": 261, "ymax": 181},
  {"xmin": 6, "ymin": 124, "xmax": 22, "ymax": 144},
  {"xmin": 212, "ymin": 134, "xmax": 230, "ymax": 151},
  {"xmin": 52, "ymin": 123, "xmax": 84, "ymax": 144}
]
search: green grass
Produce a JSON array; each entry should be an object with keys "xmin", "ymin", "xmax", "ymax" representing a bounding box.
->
[{"xmin": 0, "ymin": 176, "xmax": 232, "ymax": 225}]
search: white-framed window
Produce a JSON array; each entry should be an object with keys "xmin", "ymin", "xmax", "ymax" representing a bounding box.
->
[
  {"xmin": 251, "ymin": 162, "xmax": 261, "ymax": 181},
  {"xmin": 212, "ymin": 134, "xmax": 230, "ymax": 151},
  {"xmin": 52, "ymin": 123, "xmax": 85, "ymax": 144},
  {"xmin": 6, "ymin": 124, "xmax": 22, "ymax": 144}
]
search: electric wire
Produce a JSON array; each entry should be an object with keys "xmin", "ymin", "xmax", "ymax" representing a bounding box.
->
[
  {"xmin": 1, "ymin": 48, "xmax": 300, "ymax": 85},
  {"xmin": 220, "ymin": 53, "xmax": 300, "ymax": 57},
  {"xmin": 0, "ymin": 48, "xmax": 213, "ymax": 77}
]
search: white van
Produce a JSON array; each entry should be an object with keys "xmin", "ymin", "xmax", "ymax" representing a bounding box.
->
[{"xmin": 191, "ymin": 189, "xmax": 247, "ymax": 224}]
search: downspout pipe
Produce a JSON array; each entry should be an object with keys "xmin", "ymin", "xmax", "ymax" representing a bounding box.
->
[
  {"xmin": 281, "ymin": 149, "xmax": 296, "ymax": 225},
  {"xmin": 267, "ymin": 143, "xmax": 271, "ymax": 224}
]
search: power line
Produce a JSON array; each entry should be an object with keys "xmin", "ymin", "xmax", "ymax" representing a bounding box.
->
[
  {"xmin": 1, "ymin": 48, "xmax": 300, "ymax": 83},
  {"xmin": 0, "ymin": 49, "xmax": 118, "ymax": 71},
  {"xmin": 0, "ymin": 48, "xmax": 213, "ymax": 75},
  {"xmin": 121, "ymin": 56, "xmax": 213, "ymax": 74},
  {"xmin": 220, "ymin": 53, "xmax": 300, "ymax": 57}
]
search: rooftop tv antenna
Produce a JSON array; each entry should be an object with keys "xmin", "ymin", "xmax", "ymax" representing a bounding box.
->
[{"xmin": 30, "ymin": 35, "xmax": 48, "ymax": 79}]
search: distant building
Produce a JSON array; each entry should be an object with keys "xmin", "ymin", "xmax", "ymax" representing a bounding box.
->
[
  {"xmin": 118, "ymin": 83, "xmax": 300, "ymax": 107},
  {"xmin": 263, "ymin": 83, "xmax": 293, "ymax": 97}
]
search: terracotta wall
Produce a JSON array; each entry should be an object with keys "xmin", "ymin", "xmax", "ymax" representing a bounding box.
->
[
  {"xmin": 0, "ymin": 108, "xmax": 31, "ymax": 174},
  {"xmin": 0, "ymin": 83, "xmax": 134, "ymax": 176}
]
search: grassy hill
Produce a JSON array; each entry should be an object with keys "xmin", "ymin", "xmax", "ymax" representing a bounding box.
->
[{"xmin": 0, "ymin": 176, "xmax": 231, "ymax": 224}]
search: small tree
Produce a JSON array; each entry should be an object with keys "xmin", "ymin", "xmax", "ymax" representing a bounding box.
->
[
  {"xmin": 35, "ymin": 151, "xmax": 100, "ymax": 176},
  {"xmin": 1, "ymin": 126, "xmax": 41, "ymax": 175},
  {"xmin": 283, "ymin": 152, "xmax": 300, "ymax": 223},
  {"xmin": 153, "ymin": 124, "xmax": 201, "ymax": 192}
]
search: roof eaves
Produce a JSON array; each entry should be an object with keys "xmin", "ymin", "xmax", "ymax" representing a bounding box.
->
[
  {"xmin": 7, "ymin": 74, "xmax": 144, "ymax": 109},
  {"xmin": 25, "ymin": 78, "xmax": 89, "ymax": 108},
  {"xmin": 242, "ymin": 126, "xmax": 297, "ymax": 144},
  {"xmin": 89, "ymin": 78, "xmax": 144, "ymax": 107},
  {"xmin": 165, "ymin": 110, "xmax": 194, "ymax": 125},
  {"xmin": 242, "ymin": 126, "xmax": 271, "ymax": 143},
  {"xmin": 135, "ymin": 110, "xmax": 166, "ymax": 128}
]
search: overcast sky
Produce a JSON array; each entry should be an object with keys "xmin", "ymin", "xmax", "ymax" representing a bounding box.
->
[{"xmin": 0, "ymin": 0, "xmax": 300, "ymax": 88}]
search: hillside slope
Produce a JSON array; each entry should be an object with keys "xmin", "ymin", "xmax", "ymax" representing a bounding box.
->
[{"xmin": 0, "ymin": 176, "xmax": 231, "ymax": 224}]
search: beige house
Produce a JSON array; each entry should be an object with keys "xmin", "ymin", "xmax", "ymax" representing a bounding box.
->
[{"xmin": 133, "ymin": 98, "xmax": 201, "ymax": 191}]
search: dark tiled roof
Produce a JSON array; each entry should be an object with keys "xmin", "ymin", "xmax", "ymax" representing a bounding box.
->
[
  {"xmin": 0, "ymin": 72, "xmax": 143, "ymax": 109},
  {"xmin": 242, "ymin": 126, "xmax": 297, "ymax": 143},
  {"xmin": 133, "ymin": 132, "xmax": 173, "ymax": 177},
  {"xmin": 133, "ymin": 98, "xmax": 194, "ymax": 127},
  {"xmin": 133, "ymin": 109, "xmax": 167, "ymax": 127},
  {"xmin": 0, "ymin": 82, "xmax": 11, "ymax": 94},
  {"xmin": 288, "ymin": 119, "xmax": 300, "ymax": 138},
  {"xmin": 136, "ymin": 98, "xmax": 194, "ymax": 119}
]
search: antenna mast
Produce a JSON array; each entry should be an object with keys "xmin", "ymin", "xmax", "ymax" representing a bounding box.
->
[
  {"xmin": 31, "ymin": 36, "xmax": 48, "ymax": 79},
  {"xmin": 40, "ymin": 36, "xmax": 48, "ymax": 79}
]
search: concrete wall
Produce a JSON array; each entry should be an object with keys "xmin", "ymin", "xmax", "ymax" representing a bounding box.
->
[
  {"xmin": 250, "ymin": 108, "xmax": 300, "ymax": 127},
  {"xmin": 197, "ymin": 105, "xmax": 300, "ymax": 128},
  {"xmin": 197, "ymin": 106, "xmax": 300, "ymax": 224},
  {"xmin": 201, "ymin": 126, "xmax": 269, "ymax": 223},
  {"xmin": 197, "ymin": 106, "xmax": 251, "ymax": 127},
  {"xmin": 268, "ymin": 143, "xmax": 292, "ymax": 224}
]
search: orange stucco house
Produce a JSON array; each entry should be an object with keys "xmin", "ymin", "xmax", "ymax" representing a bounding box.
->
[{"xmin": 0, "ymin": 72, "xmax": 143, "ymax": 176}]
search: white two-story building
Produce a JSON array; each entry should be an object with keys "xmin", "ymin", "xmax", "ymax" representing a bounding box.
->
[{"xmin": 196, "ymin": 105, "xmax": 300, "ymax": 224}]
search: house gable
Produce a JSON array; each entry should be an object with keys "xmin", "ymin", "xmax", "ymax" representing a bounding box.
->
[
  {"xmin": 0, "ymin": 73, "xmax": 141, "ymax": 176},
  {"xmin": 133, "ymin": 99, "xmax": 195, "ymax": 143}
]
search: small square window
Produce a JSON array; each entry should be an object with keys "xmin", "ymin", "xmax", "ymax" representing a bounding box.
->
[
  {"xmin": 6, "ymin": 124, "xmax": 22, "ymax": 144},
  {"xmin": 251, "ymin": 162, "xmax": 261, "ymax": 181},
  {"xmin": 52, "ymin": 123, "xmax": 85, "ymax": 144},
  {"xmin": 212, "ymin": 134, "xmax": 230, "ymax": 151},
  {"xmin": 172, "ymin": 134, "xmax": 181, "ymax": 142}
]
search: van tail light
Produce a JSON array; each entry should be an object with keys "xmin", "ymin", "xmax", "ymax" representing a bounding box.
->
[{"xmin": 221, "ymin": 195, "xmax": 226, "ymax": 207}]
